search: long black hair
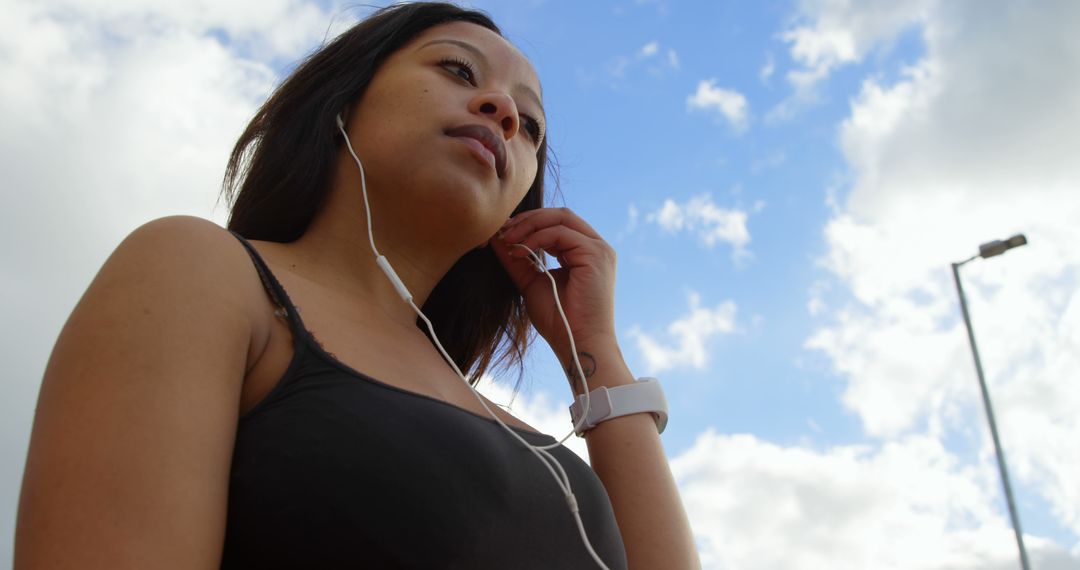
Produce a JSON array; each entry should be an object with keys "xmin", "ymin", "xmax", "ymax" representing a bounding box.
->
[{"xmin": 219, "ymin": 2, "xmax": 556, "ymax": 392}]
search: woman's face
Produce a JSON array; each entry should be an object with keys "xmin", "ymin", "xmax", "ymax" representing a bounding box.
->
[{"xmin": 344, "ymin": 21, "xmax": 545, "ymax": 246}]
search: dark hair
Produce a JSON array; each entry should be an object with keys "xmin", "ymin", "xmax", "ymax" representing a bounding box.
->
[{"xmin": 219, "ymin": 2, "xmax": 553, "ymax": 393}]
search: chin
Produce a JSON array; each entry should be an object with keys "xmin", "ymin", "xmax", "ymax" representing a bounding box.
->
[{"xmin": 411, "ymin": 197, "xmax": 500, "ymax": 246}]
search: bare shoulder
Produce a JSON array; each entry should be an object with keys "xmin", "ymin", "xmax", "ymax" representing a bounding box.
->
[
  {"xmin": 121, "ymin": 215, "xmax": 272, "ymax": 365},
  {"xmin": 14, "ymin": 215, "xmax": 266, "ymax": 569},
  {"xmin": 126, "ymin": 215, "xmax": 258, "ymax": 290}
]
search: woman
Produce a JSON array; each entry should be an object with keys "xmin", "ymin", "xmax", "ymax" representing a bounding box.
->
[{"xmin": 15, "ymin": 3, "xmax": 699, "ymax": 568}]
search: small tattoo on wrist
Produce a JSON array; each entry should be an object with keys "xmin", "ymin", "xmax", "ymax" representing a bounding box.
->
[{"xmin": 566, "ymin": 352, "xmax": 597, "ymax": 393}]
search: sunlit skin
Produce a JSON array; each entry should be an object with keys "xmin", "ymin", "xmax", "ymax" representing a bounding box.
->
[
  {"xmin": 244, "ymin": 22, "xmax": 696, "ymax": 568},
  {"xmin": 13, "ymin": 19, "xmax": 699, "ymax": 570},
  {"xmin": 276, "ymin": 21, "xmax": 619, "ymax": 364},
  {"xmin": 249, "ymin": 24, "xmax": 698, "ymax": 567}
]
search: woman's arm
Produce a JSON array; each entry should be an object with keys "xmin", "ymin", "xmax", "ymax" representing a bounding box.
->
[
  {"xmin": 564, "ymin": 339, "xmax": 701, "ymax": 570},
  {"xmin": 492, "ymin": 208, "xmax": 701, "ymax": 568},
  {"xmin": 15, "ymin": 216, "xmax": 255, "ymax": 569}
]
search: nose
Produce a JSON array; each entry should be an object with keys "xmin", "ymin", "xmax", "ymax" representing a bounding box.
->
[{"xmin": 469, "ymin": 91, "xmax": 519, "ymax": 140}]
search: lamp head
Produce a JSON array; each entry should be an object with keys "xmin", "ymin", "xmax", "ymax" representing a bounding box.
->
[{"xmin": 979, "ymin": 233, "xmax": 1028, "ymax": 259}]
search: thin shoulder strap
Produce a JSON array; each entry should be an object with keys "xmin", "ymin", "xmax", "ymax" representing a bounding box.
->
[{"xmin": 228, "ymin": 231, "xmax": 305, "ymax": 332}]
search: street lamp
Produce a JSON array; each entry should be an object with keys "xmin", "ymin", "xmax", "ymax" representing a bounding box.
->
[{"xmin": 951, "ymin": 233, "xmax": 1029, "ymax": 570}]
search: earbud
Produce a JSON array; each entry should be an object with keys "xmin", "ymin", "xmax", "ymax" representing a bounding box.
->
[{"xmin": 335, "ymin": 114, "xmax": 345, "ymax": 130}]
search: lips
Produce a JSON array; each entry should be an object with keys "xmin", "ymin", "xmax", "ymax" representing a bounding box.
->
[{"xmin": 446, "ymin": 124, "xmax": 506, "ymax": 178}]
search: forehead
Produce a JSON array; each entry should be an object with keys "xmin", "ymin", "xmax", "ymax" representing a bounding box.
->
[{"xmin": 405, "ymin": 21, "xmax": 542, "ymax": 98}]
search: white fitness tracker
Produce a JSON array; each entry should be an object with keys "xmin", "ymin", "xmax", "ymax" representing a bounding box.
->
[{"xmin": 569, "ymin": 377, "xmax": 668, "ymax": 437}]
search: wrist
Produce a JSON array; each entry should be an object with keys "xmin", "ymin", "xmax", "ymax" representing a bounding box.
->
[{"xmin": 560, "ymin": 339, "xmax": 633, "ymax": 397}]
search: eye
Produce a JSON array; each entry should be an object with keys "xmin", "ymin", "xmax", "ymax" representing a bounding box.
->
[
  {"xmin": 521, "ymin": 115, "xmax": 544, "ymax": 145},
  {"xmin": 439, "ymin": 57, "xmax": 477, "ymax": 86}
]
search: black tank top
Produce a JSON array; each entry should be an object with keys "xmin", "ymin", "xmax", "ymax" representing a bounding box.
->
[{"xmin": 221, "ymin": 232, "xmax": 628, "ymax": 569}]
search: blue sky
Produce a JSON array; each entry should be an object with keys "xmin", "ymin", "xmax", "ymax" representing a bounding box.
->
[
  {"xmin": 3, "ymin": 1, "xmax": 1079, "ymax": 567},
  {"xmin": 484, "ymin": 0, "xmax": 856, "ymax": 443}
]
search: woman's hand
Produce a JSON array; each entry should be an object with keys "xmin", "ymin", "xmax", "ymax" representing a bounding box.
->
[{"xmin": 489, "ymin": 207, "xmax": 618, "ymax": 366}]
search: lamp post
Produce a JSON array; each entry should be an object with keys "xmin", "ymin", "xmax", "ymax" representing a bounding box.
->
[{"xmin": 951, "ymin": 233, "xmax": 1030, "ymax": 570}]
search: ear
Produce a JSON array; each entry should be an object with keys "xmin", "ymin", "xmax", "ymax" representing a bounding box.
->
[
  {"xmin": 336, "ymin": 108, "xmax": 351, "ymax": 131},
  {"xmin": 337, "ymin": 106, "xmax": 354, "ymax": 130}
]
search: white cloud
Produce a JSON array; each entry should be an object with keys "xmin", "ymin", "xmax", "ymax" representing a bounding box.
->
[
  {"xmin": 30, "ymin": 0, "xmax": 335, "ymax": 62},
  {"xmin": 647, "ymin": 194, "xmax": 751, "ymax": 260},
  {"xmin": 609, "ymin": 55, "xmax": 631, "ymax": 79},
  {"xmin": 768, "ymin": 0, "xmax": 935, "ymax": 121},
  {"xmin": 759, "ymin": 52, "xmax": 775, "ymax": 84},
  {"xmin": 631, "ymin": 0, "xmax": 669, "ymax": 17},
  {"xmin": 687, "ymin": 79, "xmax": 749, "ymax": 132},
  {"xmin": 667, "ymin": 48, "xmax": 680, "ymax": 69},
  {"xmin": 750, "ymin": 150, "xmax": 787, "ymax": 173},
  {"xmin": 806, "ymin": 0, "xmax": 1080, "ymax": 547},
  {"xmin": 628, "ymin": 291, "xmax": 737, "ymax": 373},
  {"xmin": 610, "ymin": 40, "xmax": 679, "ymax": 80},
  {"xmin": 672, "ymin": 430, "xmax": 1080, "ymax": 570},
  {"xmin": 474, "ymin": 376, "xmax": 588, "ymax": 463},
  {"xmin": 0, "ymin": 0, "xmax": 338, "ymax": 564},
  {"xmin": 614, "ymin": 203, "xmax": 642, "ymax": 243}
]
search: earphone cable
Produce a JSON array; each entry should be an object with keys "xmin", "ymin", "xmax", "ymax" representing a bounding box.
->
[{"xmin": 337, "ymin": 119, "xmax": 609, "ymax": 570}]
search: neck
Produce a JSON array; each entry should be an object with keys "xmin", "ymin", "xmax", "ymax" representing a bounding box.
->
[{"xmin": 281, "ymin": 166, "xmax": 474, "ymax": 332}]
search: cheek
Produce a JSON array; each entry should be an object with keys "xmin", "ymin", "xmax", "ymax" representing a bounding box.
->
[
  {"xmin": 352, "ymin": 77, "xmax": 433, "ymax": 137},
  {"xmin": 512, "ymin": 150, "xmax": 540, "ymax": 197}
]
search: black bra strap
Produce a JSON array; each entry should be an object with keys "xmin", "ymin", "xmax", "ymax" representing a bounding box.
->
[{"xmin": 228, "ymin": 231, "xmax": 305, "ymax": 332}]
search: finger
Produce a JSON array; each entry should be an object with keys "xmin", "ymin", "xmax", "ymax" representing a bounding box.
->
[
  {"xmin": 490, "ymin": 233, "xmax": 544, "ymax": 291},
  {"xmin": 504, "ymin": 207, "xmax": 601, "ymax": 239},
  {"xmin": 501, "ymin": 207, "xmax": 602, "ymax": 241},
  {"xmin": 507, "ymin": 225, "xmax": 606, "ymax": 268}
]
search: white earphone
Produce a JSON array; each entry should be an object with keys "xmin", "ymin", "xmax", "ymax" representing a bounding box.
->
[{"xmin": 335, "ymin": 114, "xmax": 609, "ymax": 569}]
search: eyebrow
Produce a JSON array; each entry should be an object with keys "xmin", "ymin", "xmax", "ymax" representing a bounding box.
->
[{"xmin": 417, "ymin": 38, "xmax": 546, "ymax": 119}]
